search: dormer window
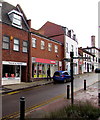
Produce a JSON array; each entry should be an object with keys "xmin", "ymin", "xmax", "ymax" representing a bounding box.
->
[{"xmin": 8, "ymin": 10, "xmax": 22, "ymax": 28}]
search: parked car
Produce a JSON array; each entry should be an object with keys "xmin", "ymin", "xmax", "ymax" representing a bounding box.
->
[
  {"xmin": 53, "ymin": 71, "xmax": 71, "ymax": 83},
  {"xmin": 95, "ymin": 68, "xmax": 100, "ymax": 73}
]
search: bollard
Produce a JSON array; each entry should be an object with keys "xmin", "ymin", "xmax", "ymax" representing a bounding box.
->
[
  {"xmin": 84, "ymin": 79, "xmax": 86, "ymax": 90},
  {"xmin": 67, "ymin": 85, "xmax": 70, "ymax": 99},
  {"xmin": 20, "ymin": 97, "xmax": 25, "ymax": 120},
  {"xmin": 98, "ymin": 93, "xmax": 100, "ymax": 106}
]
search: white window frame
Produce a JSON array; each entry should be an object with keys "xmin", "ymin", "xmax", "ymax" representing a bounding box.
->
[
  {"xmin": 48, "ymin": 43, "xmax": 52, "ymax": 51},
  {"xmin": 13, "ymin": 38, "xmax": 19, "ymax": 51},
  {"xmin": 32, "ymin": 38, "xmax": 36, "ymax": 48},
  {"xmin": 23, "ymin": 41, "xmax": 28, "ymax": 53},
  {"xmin": 2, "ymin": 36, "xmax": 10, "ymax": 49},
  {"xmin": 66, "ymin": 43, "xmax": 68, "ymax": 53},
  {"xmin": 41, "ymin": 40, "xmax": 45, "ymax": 49},
  {"xmin": 55, "ymin": 45, "xmax": 58, "ymax": 53}
]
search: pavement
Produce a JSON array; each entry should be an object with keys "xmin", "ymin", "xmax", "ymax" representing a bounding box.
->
[
  {"xmin": 1, "ymin": 72, "xmax": 93, "ymax": 94},
  {"xmin": 1, "ymin": 72, "xmax": 100, "ymax": 119},
  {"xmin": 25, "ymin": 80, "xmax": 99, "ymax": 119}
]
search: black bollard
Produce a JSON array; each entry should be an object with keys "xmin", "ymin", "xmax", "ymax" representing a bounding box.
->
[
  {"xmin": 20, "ymin": 97, "xmax": 25, "ymax": 120},
  {"xmin": 67, "ymin": 85, "xmax": 70, "ymax": 99},
  {"xmin": 84, "ymin": 80, "xmax": 86, "ymax": 90},
  {"xmin": 98, "ymin": 93, "xmax": 100, "ymax": 106}
]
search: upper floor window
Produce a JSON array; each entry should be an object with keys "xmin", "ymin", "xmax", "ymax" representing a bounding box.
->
[
  {"xmin": 2, "ymin": 36, "xmax": 10, "ymax": 49},
  {"xmin": 8, "ymin": 10, "xmax": 22, "ymax": 28},
  {"xmin": 13, "ymin": 38, "xmax": 19, "ymax": 51},
  {"xmin": 66, "ymin": 43, "xmax": 68, "ymax": 53},
  {"xmin": 23, "ymin": 41, "xmax": 28, "ymax": 53},
  {"xmin": 55, "ymin": 45, "xmax": 58, "ymax": 53},
  {"xmin": 41, "ymin": 40, "xmax": 45, "ymax": 49},
  {"xmin": 76, "ymin": 48, "xmax": 77, "ymax": 56},
  {"xmin": 32, "ymin": 38, "xmax": 36, "ymax": 48},
  {"xmin": 48, "ymin": 43, "xmax": 52, "ymax": 51},
  {"xmin": 0, "ymin": 3, "xmax": 2, "ymax": 21},
  {"xmin": 71, "ymin": 45, "xmax": 74, "ymax": 52}
]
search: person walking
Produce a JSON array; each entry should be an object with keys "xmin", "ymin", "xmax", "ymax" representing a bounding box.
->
[{"xmin": 47, "ymin": 68, "xmax": 51, "ymax": 81}]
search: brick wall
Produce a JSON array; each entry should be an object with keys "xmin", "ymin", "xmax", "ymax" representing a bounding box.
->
[
  {"xmin": 2, "ymin": 23, "xmax": 29, "ymax": 82},
  {"xmin": 31, "ymin": 34, "xmax": 64, "ymax": 62}
]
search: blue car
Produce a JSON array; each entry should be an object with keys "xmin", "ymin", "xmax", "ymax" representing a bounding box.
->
[{"xmin": 53, "ymin": 71, "xmax": 71, "ymax": 83}]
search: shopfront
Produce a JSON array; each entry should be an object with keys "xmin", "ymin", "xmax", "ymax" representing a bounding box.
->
[
  {"xmin": 2, "ymin": 61, "xmax": 27, "ymax": 85},
  {"xmin": 32, "ymin": 57, "xmax": 58, "ymax": 78}
]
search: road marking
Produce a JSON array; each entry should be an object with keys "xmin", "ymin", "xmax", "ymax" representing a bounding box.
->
[
  {"xmin": 1, "ymin": 93, "xmax": 65, "ymax": 119},
  {"xmin": 7, "ymin": 91, "xmax": 20, "ymax": 95},
  {"xmin": 1, "ymin": 80, "xmax": 98, "ymax": 119}
]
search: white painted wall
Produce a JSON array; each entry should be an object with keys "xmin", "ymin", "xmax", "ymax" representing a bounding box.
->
[{"xmin": 65, "ymin": 35, "xmax": 78, "ymax": 75}]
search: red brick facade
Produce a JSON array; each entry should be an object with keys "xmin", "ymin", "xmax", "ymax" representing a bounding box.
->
[{"xmin": 2, "ymin": 23, "xmax": 29, "ymax": 82}]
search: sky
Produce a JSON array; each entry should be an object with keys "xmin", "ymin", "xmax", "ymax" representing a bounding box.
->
[{"xmin": 5, "ymin": 0, "xmax": 99, "ymax": 47}]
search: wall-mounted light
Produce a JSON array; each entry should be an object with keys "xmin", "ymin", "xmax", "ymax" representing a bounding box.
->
[{"xmin": 10, "ymin": 36, "xmax": 13, "ymax": 40}]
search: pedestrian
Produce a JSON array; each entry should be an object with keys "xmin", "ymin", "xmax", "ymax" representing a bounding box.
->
[{"xmin": 47, "ymin": 68, "xmax": 51, "ymax": 81}]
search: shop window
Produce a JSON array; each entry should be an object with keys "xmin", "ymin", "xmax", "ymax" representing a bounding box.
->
[
  {"xmin": 55, "ymin": 45, "xmax": 58, "ymax": 53},
  {"xmin": 2, "ymin": 36, "xmax": 10, "ymax": 49},
  {"xmin": 32, "ymin": 38, "xmax": 36, "ymax": 48},
  {"xmin": 48, "ymin": 43, "xmax": 52, "ymax": 51},
  {"xmin": 41, "ymin": 40, "xmax": 45, "ymax": 49},
  {"xmin": 23, "ymin": 41, "xmax": 28, "ymax": 53},
  {"xmin": 3, "ymin": 65, "xmax": 20, "ymax": 78},
  {"xmin": 13, "ymin": 38, "xmax": 19, "ymax": 51}
]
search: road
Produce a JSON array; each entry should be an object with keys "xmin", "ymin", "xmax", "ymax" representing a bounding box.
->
[{"xmin": 2, "ymin": 73, "xmax": 99, "ymax": 119}]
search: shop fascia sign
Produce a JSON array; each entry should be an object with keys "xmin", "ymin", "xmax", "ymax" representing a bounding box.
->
[{"xmin": 2, "ymin": 61, "xmax": 27, "ymax": 66}]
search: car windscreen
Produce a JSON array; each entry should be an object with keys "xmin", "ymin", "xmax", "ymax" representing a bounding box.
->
[
  {"xmin": 63, "ymin": 72, "xmax": 69, "ymax": 75},
  {"xmin": 54, "ymin": 72, "xmax": 61, "ymax": 76}
]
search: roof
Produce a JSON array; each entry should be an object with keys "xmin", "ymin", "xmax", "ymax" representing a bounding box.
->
[
  {"xmin": 83, "ymin": 47, "xmax": 100, "ymax": 51},
  {"xmin": 31, "ymin": 28, "xmax": 63, "ymax": 45},
  {"xmin": 1, "ymin": 1, "xmax": 29, "ymax": 31}
]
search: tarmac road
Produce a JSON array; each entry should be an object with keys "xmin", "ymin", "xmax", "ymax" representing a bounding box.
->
[{"xmin": 2, "ymin": 72, "xmax": 99, "ymax": 119}]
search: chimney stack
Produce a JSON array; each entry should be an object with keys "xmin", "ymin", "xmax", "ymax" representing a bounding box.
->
[{"xmin": 91, "ymin": 35, "xmax": 95, "ymax": 47}]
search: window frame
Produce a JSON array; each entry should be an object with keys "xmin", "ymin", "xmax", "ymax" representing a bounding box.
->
[
  {"xmin": 32, "ymin": 38, "xmax": 36, "ymax": 48},
  {"xmin": 2, "ymin": 35, "xmax": 10, "ymax": 50},
  {"xmin": 55, "ymin": 45, "xmax": 58, "ymax": 53},
  {"xmin": 13, "ymin": 38, "xmax": 20, "ymax": 52},
  {"xmin": 22, "ymin": 40, "xmax": 28, "ymax": 53},
  {"xmin": 48, "ymin": 43, "xmax": 52, "ymax": 51},
  {"xmin": 41, "ymin": 40, "xmax": 45, "ymax": 50}
]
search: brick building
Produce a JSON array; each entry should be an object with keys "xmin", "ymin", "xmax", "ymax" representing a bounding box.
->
[
  {"xmin": 31, "ymin": 29, "xmax": 64, "ymax": 80},
  {"xmin": 37, "ymin": 21, "xmax": 79, "ymax": 74},
  {"xmin": 1, "ymin": 1, "xmax": 30, "ymax": 85}
]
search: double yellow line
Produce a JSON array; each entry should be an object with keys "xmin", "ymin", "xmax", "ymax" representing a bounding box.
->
[{"xmin": 1, "ymin": 93, "xmax": 65, "ymax": 120}]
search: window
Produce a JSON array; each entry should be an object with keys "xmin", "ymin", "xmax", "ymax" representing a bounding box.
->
[
  {"xmin": 13, "ymin": 38, "xmax": 19, "ymax": 51},
  {"xmin": 0, "ymin": 4, "xmax": 2, "ymax": 21},
  {"xmin": 23, "ymin": 41, "xmax": 28, "ymax": 53},
  {"xmin": 76, "ymin": 48, "xmax": 77, "ymax": 56},
  {"xmin": 66, "ymin": 43, "xmax": 68, "ymax": 53},
  {"xmin": 13, "ymin": 14, "xmax": 21, "ymax": 26},
  {"xmin": 8, "ymin": 10, "xmax": 22, "ymax": 28},
  {"xmin": 2, "ymin": 36, "xmax": 10, "ymax": 49},
  {"xmin": 71, "ymin": 45, "xmax": 74, "ymax": 52},
  {"xmin": 48, "ymin": 43, "xmax": 52, "ymax": 51},
  {"xmin": 32, "ymin": 38, "xmax": 36, "ymax": 48},
  {"xmin": 41, "ymin": 40, "xmax": 45, "ymax": 49},
  {"xmin": 55, "ymin": 45, "xmax": 58, "ymax": 53}
]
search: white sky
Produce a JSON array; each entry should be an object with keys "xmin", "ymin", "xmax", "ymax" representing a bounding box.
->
[{"xmin": 5, "ymin": 0, "xmax": 99, "ymax": 47}]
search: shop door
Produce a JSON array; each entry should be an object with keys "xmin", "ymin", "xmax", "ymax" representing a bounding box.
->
[{"xmin": 21, "ymin": 66, "xmax": 27, "ymax": 82}]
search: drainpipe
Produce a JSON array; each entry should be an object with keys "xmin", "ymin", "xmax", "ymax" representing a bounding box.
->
[
  {"xmin": 0, "ymin": 3, "xmax": 2, "ymax": 85},
  {"xmin": 27, "ymin": 19, "xmax": 32, "ymax": 82}
]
